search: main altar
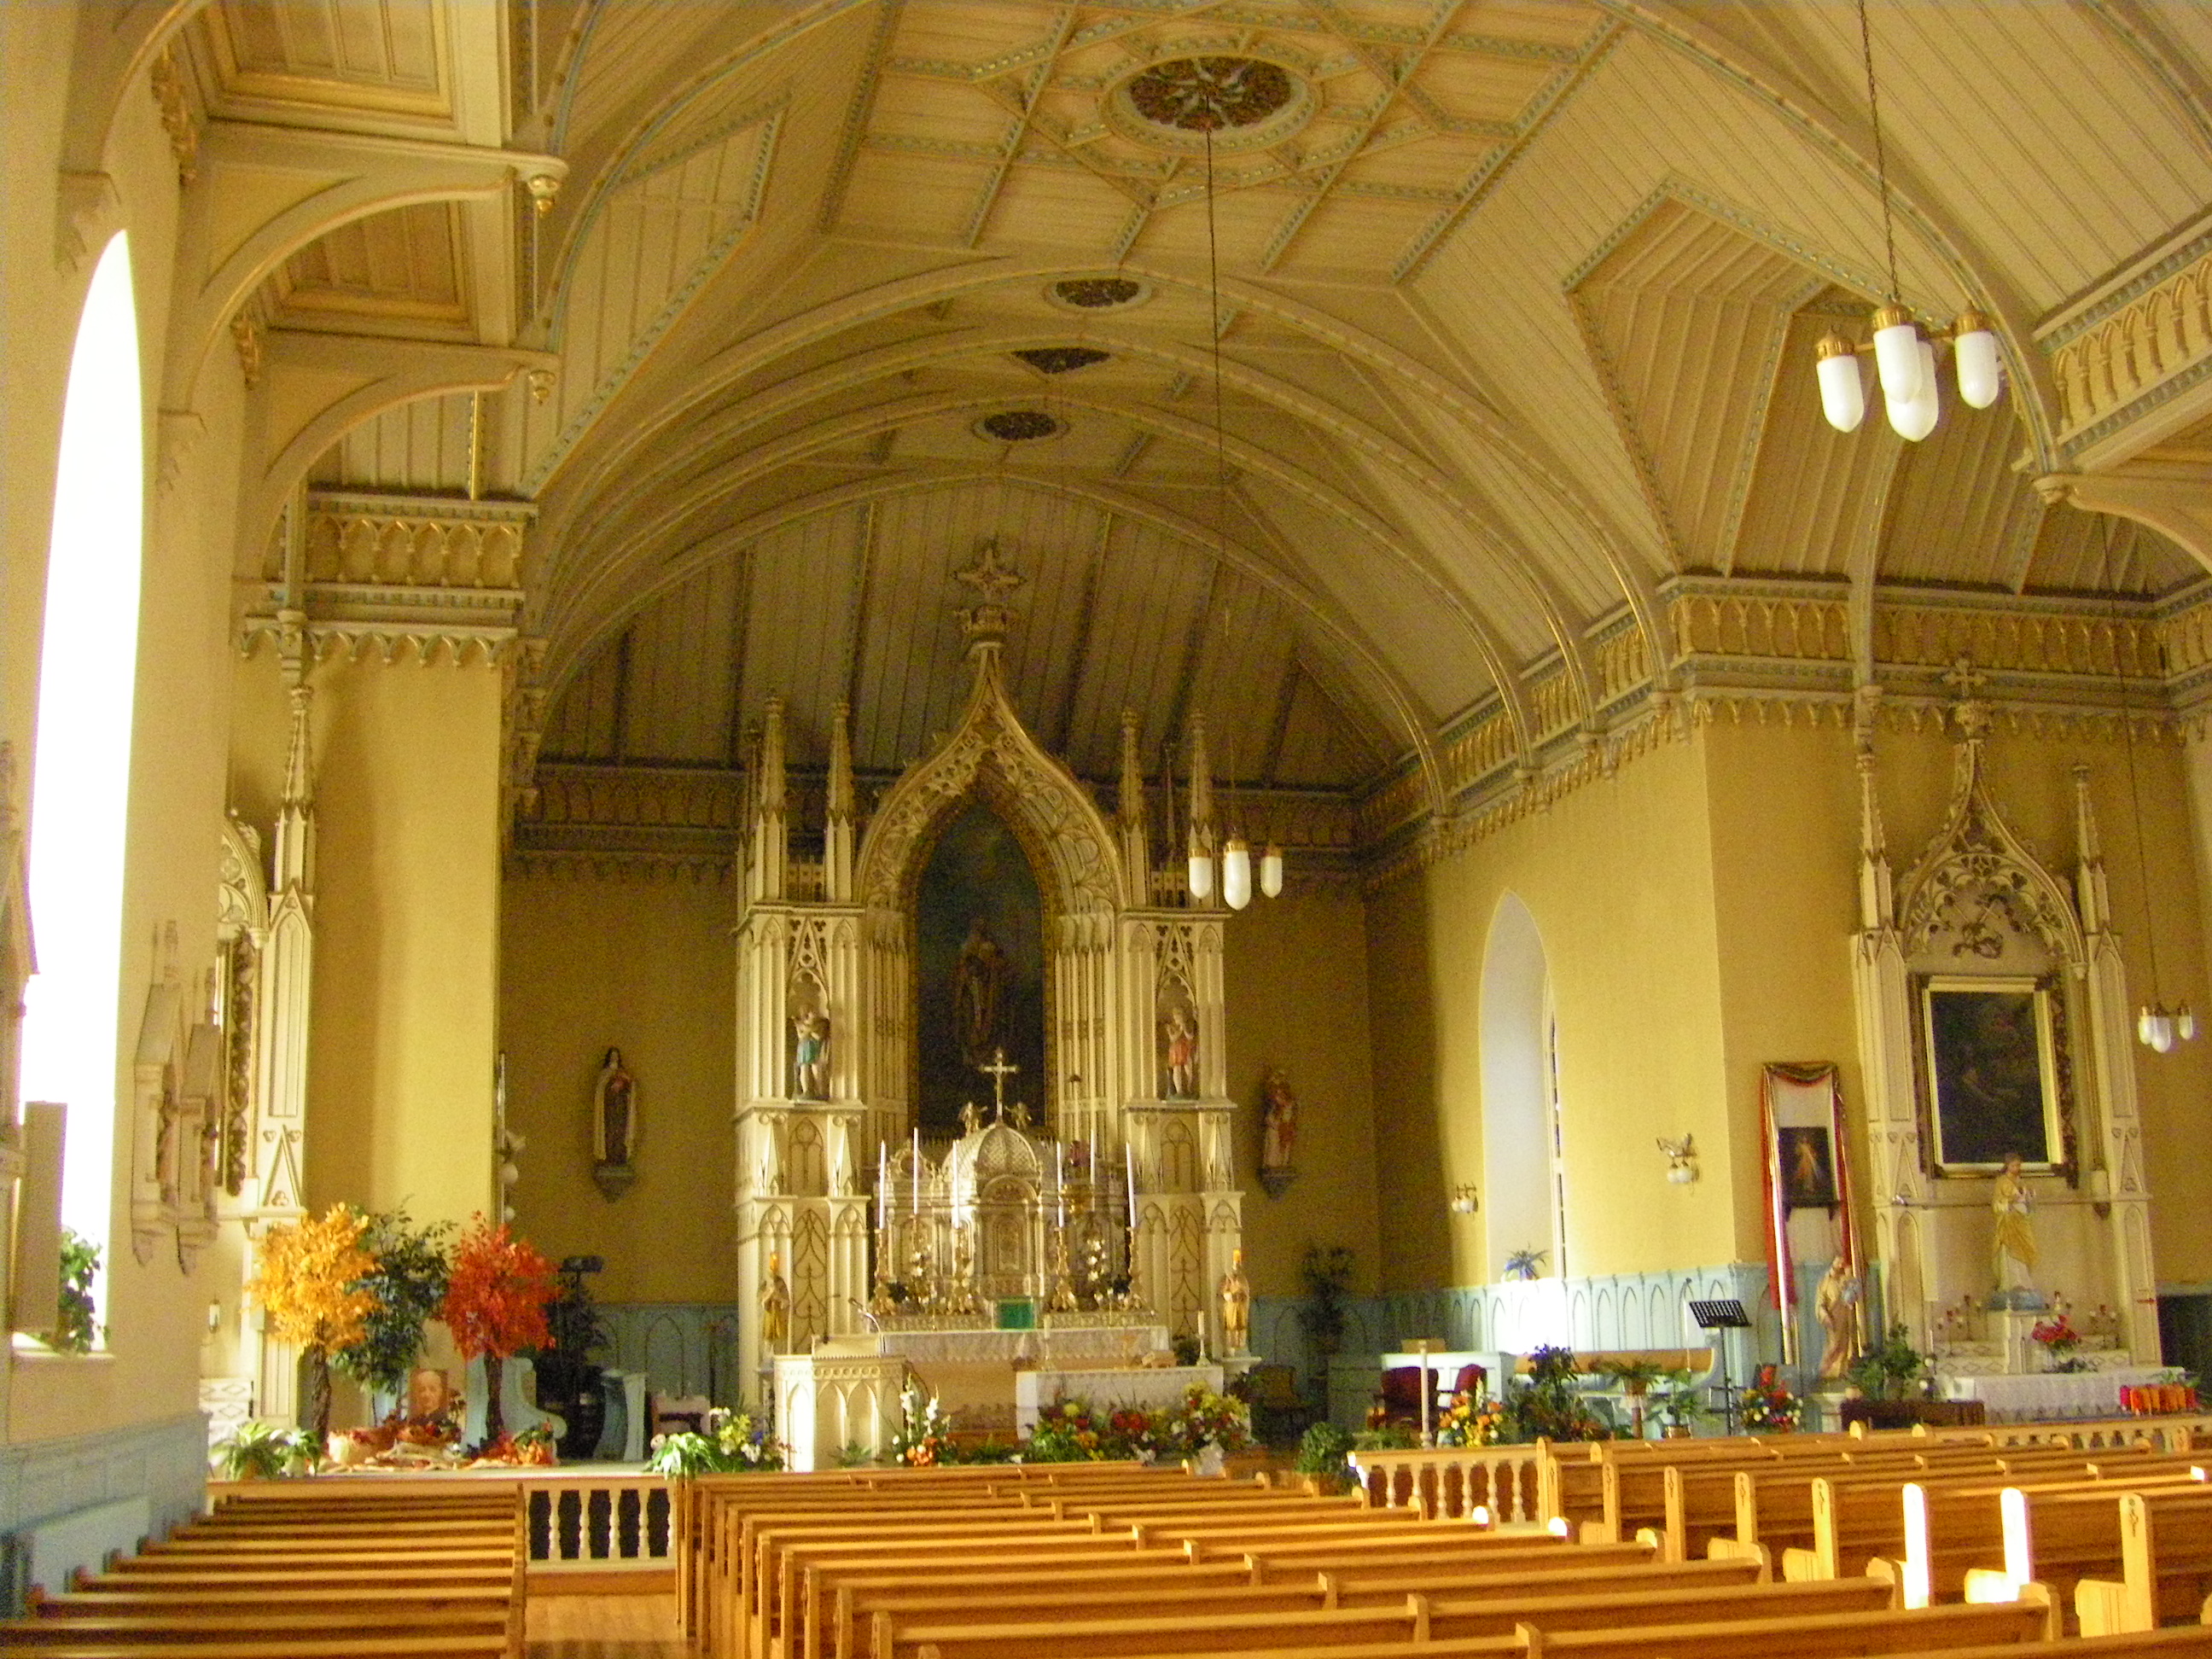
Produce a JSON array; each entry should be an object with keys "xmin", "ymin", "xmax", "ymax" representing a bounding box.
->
[{"xmin": 731, "ymin": 544, "xmax": 1243, "ymax": 1460}]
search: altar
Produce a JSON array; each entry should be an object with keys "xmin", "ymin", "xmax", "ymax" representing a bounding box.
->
[
  {"xmin": 1939, "ymin": 1366, "xmax": 2168, "ymax": 1423},
  {"xmin": 773, "ymin": 1319, "xmax": 1179, "ymax": 1469}
]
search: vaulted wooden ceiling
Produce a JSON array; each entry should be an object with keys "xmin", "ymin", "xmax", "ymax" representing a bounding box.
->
[{"xmin": 195, "ymin": 0, "xmax": 2212, "ymax": 795}]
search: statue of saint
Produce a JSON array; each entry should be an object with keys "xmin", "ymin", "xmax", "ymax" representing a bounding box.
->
[
  {"xmin": 1218, "ymin": 1248, "xmax": 1251, "ymax": 1354},
  {"xmin": 792, "ymin": 1007, "xmax": 830, "ymax": 1099},
  {"xmin": 595, "ymin": 1047, "xmax": 637, "ymax": 1166},
  {"xmin": 1161, "ymin": 1006, "xmax": 1197, "ymax": 1098},
  {"xmin": 1260, "ymin": 1068, "xmax": 1298, "ymax": 1171},
  {"xmin": 760, "ymin": 1251, "xmax": 791, "ymax": 1354},
  {"xmin": 1991, "ymin": 1150, "xmax": 2037, "ymax": 1296},
  {"xmin": 953, "ymin": 920, "xmax": 1009, "ymax": 1067},
  {"xmin": 1814, "ymin": 1254, "xmax": 1860, "ymax": 1378}
]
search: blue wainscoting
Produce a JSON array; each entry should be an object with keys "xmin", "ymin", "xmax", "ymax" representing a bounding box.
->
[{"xmin": 0, "ymin": 1407, "xmax": 207, "ymax": 1615}]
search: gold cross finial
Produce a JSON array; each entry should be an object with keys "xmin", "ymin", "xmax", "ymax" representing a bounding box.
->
[
  {"xmin": 980, "ymin": 1047, "xmax": 1020, "ymax": 1118},
  {"xmin": 955, "ymin": 537, "xmax": 1025, "ymax": 603},
  {"xmin": 1941, "ymin": 656, "xmax": 1988, "ymax": 702}
]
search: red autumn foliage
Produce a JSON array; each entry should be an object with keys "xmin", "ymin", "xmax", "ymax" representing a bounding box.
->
[{"xmin": 439, "ymin": 1214, "xmax": 555, "ymax": 1362}]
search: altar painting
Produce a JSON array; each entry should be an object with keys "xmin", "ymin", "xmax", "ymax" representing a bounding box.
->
[
  {"xmin": 914, "ymin": 800, "xmax": 1045, "ymax": 1133},
  {"xmin": 1918, "ymin": 975, "xmax": 2064, "ymax": 1173}
]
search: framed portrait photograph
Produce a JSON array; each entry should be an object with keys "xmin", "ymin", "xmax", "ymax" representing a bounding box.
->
[{"xmin": 1918, "ymin": 975, "xmax": 2064, "ymax": 1173}]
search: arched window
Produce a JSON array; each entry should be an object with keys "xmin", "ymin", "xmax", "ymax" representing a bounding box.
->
[
  {"xmin": 1481, "ymin": 893, "xmax": 1568, "ymax": 1278},
  {"xmin": 20, "ymin": 232, "xmax": 143, "ymax": 1260}
]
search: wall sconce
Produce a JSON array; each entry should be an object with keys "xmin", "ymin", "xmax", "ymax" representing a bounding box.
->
[
  {"xmin": 1449, "ymin": 1185, "xmax": 1480, "ymax": 1214},
  {"xmin": 1657, "ymin": 1135, "xmax": 1698, "ymax": 1185}
]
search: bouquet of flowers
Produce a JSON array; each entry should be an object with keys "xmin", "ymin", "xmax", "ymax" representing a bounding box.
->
[
  {"xmin": 1738, "ymin": 1365, "xmax": 1802, "ymax": 1432},
  {"xmin": 1027, "ymin": 1397, "xmax": 1109, "ymax": 1462},
  {"xmin": 1434, "ymin": 1388, "xmax": 1507, "ymax": 1447},
  {"xmin": 2030, "ymin": 1315, "xmax": 2088, "ymax": 1372},
  {"xmin": 888, "ymin": 1382, "xmax": 958, "ymax": 1467},
  {"xmin": 1156, "ymin": 1383, "xmax": 1253, "ymax": 1458},
  {"xmin": 647, "ymin": 1406, "xmax": 787, "ymax": 1476}
]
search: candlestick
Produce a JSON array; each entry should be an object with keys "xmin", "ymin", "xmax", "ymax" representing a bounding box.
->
[
  {"xmin": 1125, "ymin": 1142, "xmax": 1137, "ymax": 1231},
  {"xmin": 912, "ymin": 1126, "xmax": 921, "ymax": 1213}
]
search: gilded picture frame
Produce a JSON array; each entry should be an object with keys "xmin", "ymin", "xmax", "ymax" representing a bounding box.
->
[{"xmin": 1917, "ymin": 975, "xmax": 2065, "ymax": 1173}]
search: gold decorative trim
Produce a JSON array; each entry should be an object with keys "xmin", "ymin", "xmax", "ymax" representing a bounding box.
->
[{"xmin": 2046, "ymin": 241, "xmax": 2212, "ymax": 447}]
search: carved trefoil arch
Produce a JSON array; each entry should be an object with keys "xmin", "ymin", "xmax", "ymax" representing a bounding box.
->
[{"xmin": 1852, "ymin": 683, "xmax": 2157, "ymax": 1360}]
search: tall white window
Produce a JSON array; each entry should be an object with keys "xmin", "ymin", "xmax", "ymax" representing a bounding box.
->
[{"xmin": 20, "ymin": 231, "xmax": 143, "ymax": 1254}]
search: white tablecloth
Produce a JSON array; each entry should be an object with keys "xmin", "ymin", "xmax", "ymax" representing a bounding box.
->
[
  {"xmin": 1939, "ymin": 1367, "xmax": 2165, "ymax": 1422},
  {"xmin": 876, "ymin": 1325, "xmax": 1169, "ymax": 1366},
  {"xmin": 1015, "ymin": 1365, "xmax": 1224, "ymax": 1435}
]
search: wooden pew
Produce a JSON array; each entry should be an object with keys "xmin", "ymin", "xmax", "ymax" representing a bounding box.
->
[
  {"xmin": 2074, "ymin": 1488, "xmax": 2212, "ymax": 1634},
  {"xmin": 844, "ymin": 1550, "xmax": 1767, "ymax": 1659},
  {"xmin": 1898, "ymin": 1466, "xmax": 2209, "ymax": 1607},
  {"xmin": 879, "ymin": 1574, "xmax": 1904, "ymax": 1659}
]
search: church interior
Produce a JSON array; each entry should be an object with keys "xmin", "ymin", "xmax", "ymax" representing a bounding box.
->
[{"xmin": 4, "ymin": 0, "xmax": 2212, "ymax": 1623}]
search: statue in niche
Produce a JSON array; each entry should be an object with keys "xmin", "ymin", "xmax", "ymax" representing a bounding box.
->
[
  {"xmin": 595, "ymin": 1047, "xmax": 637, "ymax": 1167},
  {"xmin": 760, "ymin": 1251, "xmax": 790, "ymax": 1354},
  {"xmin": 1161, "ymin": 1006, "xmax": 1197, "ymax": 1098},
  {"xmin": 792, "ymin": 1006, "xmax": 830, "ymax": 1100},
  {"xmin": 1260, "ymin": 1068, "xmax": 1298, "ymax": 1172},
  {"xmin": 1990, "ymin": 1150, "xmax": 2039, "ymax": 1302},
  {"xmin": 1219, "ymin": 1248, "xmax": 1251, "ymax": 1354},
  {"xmin": 953, "ymin": 919, "xmax": 1010, "ymax": 1067}
]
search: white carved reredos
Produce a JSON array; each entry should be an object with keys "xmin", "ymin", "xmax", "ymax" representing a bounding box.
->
[
  {"xmin": 1896, "ymin": 712, "xmax": 2085, "ymax": 970},
  {"xmin": 854, "ymin": 644, "xmax": 1123, "ymax": 917}
]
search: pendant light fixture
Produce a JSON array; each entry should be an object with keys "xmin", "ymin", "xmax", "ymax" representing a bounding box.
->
[
  {"xmin": 1813, "ymin": 0, "xmax": 2003, "ymax": 439},
  {"xmin": 1181, "ymin": 102, "xmax": 1281, "ymax": 912},
  {"xmin": 2110, "ymin": 587, "xmax": 2195, "ymax": 1051}
]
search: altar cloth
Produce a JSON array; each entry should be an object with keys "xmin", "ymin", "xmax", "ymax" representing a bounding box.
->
[{"xmin": 1939, "ymin": 1366, "xmax": 2165, "ymax": 1422}]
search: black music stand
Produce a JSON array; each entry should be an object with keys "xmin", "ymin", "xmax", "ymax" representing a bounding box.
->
[{"xmin": 1690, "ymin": 1298, "xmax": 1752, "ymax": 1433}]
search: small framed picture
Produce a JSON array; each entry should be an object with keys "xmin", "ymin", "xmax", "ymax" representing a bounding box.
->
[
  {"xmin": 1777, "ymin": 1125, "xmax": 1838, "ymax": 1209},
  {"xmin": 1919, "ymin": 975, "xmax": 2064, "ymax": 1173}
]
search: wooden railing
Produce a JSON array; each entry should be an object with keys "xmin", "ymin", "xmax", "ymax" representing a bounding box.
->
[
  {"xmin": 1345, "ymin": 1444, "xmax": 1545, "ymax": 1523},
  {"xmin": 521, "ymin": 1470, "xmax": 673, "ymax": 1574}
]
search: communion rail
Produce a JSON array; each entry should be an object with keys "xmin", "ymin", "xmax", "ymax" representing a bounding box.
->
[{"xmin": 1345, "ymin": 1444, "xmax": 1544, "ymax": 1522}]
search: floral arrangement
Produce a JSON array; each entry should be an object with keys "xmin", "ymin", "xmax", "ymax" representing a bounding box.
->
[
  {"xmin": 2030, "ymin": 1315, "xmax": 2091, "ymax": 1373},
  {"xmin": 647, "ymin": 1407, "xmax": 786, "ymax": 1476},
  {"xmin": 1502, "ymin": 1345, "xmax": 1611, "ymax": 1443},
  {"xmin": 1157, "ymin": 1383, "xmax": 1252, "ymax": 1458},
  {"xmin": 1503, "ymin": 1248, "xmax": 1548, "ymax": 1282},
  {"xmin": 1738, "ymin": 1365, "xmax": 1802, "ymax": 1432},
  {"xmin": 247, "ymin": 1205, "xmax": 380, "ymax": 1443},
  {"xmin": 439, "ymin": 1214, "xmax": 556, "ymax": 1447},
  {"xmin": 888, "ymin": 1382, "xmax": 959, "ymax": 1467},
  {"xmin": 1435, "ymin": 1388, "xmax": 1507, "ymax": 1447},
  {"xmin": 1295, "ymin": 1421, "xmax": 1354, "ymax": 1491},
  {"xmin": 212, "ymin": 1419, "xmax": 318, "ymax": 1481}
]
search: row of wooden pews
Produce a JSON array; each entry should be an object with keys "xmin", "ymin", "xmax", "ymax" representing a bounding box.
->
[
  {"xmin": 667, "ymin": 1431, "xmax": 2212, "ymax": 1659},
  {"xmin": 0, "ymin": 1480, "xmax": 526, "ymax": 1656}
]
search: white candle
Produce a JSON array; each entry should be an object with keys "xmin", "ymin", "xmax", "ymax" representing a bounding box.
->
[
  {"xmin": 912, "ymin": 1126, "xmax": 922, "ymax": 1212},
  {"xmin": 1125, "ymin": 1143, "xmax": 1138, "ymax": 1231},
  {"xmin": 877, "ymin": 1142, "xmax": 888, "ymax": 1229}
]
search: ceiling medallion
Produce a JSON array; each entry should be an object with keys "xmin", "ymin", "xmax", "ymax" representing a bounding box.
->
[
  {"xmin": 1012, "ymin": 347, "xmax": 1111, "ymax": 375},
  {"xmin": 1109, "ymin": 55, "xmax": 1313, "ymax": 154},
  {"xmin": 975, "ymin": 410, "xmax": 1064, "ymax": 443},
  {"xmin": 1048, "ymin": 276, "xmax": 1149, "ymax": 311}
]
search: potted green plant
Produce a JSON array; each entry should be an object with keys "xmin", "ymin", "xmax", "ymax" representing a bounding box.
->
[
  {"xmin": 1294, "ymin": 1420, "xmax": 1354, "ymax": 1493},
  {"xmin": 1299, "ymin": 1244, "xmax": 1354, "ymax": 1358},
  {"xmin": 45, "ymin": 1226, "xmax": 102, "ymax": 1353},
  {"xmin": 1594, "ymin": 1357, "xmax": 1668, "ymax": 1437},
  {"xmin": 212, "ymin": 1419, "xmax": 317, "ymax": 1480},
  {"xmin": 1650, "ymin": 1368, "xmax": 1710, "ymax": 1438},
  {"xmin": 1841, "ymin": 1323, "xmax": 1959, "ymax": 1429},
  {"xmin": 334, "ymin": 1209, "xmax": 451, "ymax": 1415}
]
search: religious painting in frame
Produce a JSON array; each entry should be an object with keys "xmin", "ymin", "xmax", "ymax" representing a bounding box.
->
[{"xmin": 1916, "ymin": 975, "xmax": 2066, "ymax": 1174}]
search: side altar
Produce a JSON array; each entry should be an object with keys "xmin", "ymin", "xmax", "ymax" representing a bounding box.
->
[{"xmin": 734, "ymin": 544, "xmax": 1246, "ymax": 1441}]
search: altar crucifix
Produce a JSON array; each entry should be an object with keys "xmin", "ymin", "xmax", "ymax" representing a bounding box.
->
[{"xmin": 980, "ymin": 1047, "xmax": 1023, "ymax": 1125}]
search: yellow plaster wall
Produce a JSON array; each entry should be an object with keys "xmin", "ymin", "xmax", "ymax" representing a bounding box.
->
[
  {"xmin": 297, "ymin": 653, "xmax": 504, "ymax": 1226},
  {"xmin": 1222, "ymin": 888, "xmax": 1381, "ymax": 1299},
  {"xmin": 3, "ymin": 32, "xmax": 247, "ymax": 1445},
  {"xmin": 499, "ymin": 870, "xmax": 740, "ymax": 1304},
  {"xmin": 1366, "ymin": 730, "xmax": 1737, "ymax": 1297}
]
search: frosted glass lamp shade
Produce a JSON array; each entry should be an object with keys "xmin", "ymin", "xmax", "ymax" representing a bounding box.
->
[
  {"xmin": 1953, "ymin": 312, "xmax": 2001, "ymax": 408},
  {"xmin": 1871, "ymin": 306, "xmax": 1924, "ymax": 404},
  {"xmin": 2179, "ymin": 1004, "xmax": 2198, "ymax": 1043},
  {"xmin": 2140, "ymin": 1006, "xmax": 2175, "ymax": 1053},
  {"xmin": 1816, "ymin": 335, "xmax": 1866, "ymax": 432},
  {"xmin": 1259, "ymin": 842, "xmax": 1284, "ymax": 899},
  {"xmin": 1222, "ymin": 838, "xmax": 1251, "ymax": 910},
  {"xmin": 1186, "ymin": 840, "xmax": 1214, "ymax": 901},
  {"xmin": 1889, "ymin": 339, "xmax": 1940, "ymax": 440}
]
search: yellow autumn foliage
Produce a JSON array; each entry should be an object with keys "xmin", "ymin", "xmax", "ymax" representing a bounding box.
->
[{"xmin": 247, "ymin": 1205, "xmax": 378, "ymax": 1355}]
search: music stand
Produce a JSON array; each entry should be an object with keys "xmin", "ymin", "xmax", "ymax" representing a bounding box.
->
[{"xmin": 1690, "ymin": 1299, "xmax": 1752, "ymax": 1433}]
